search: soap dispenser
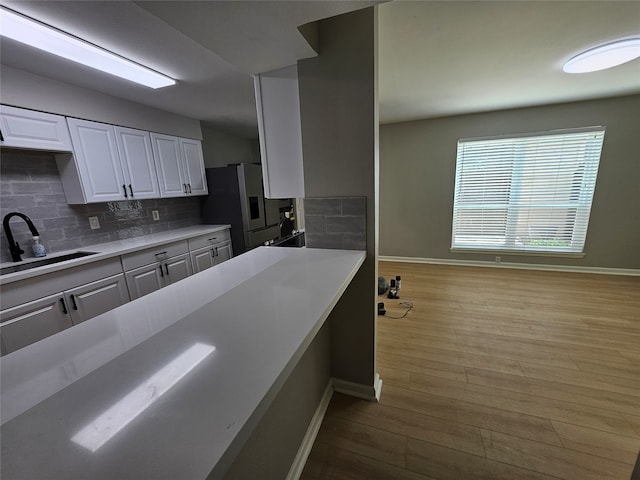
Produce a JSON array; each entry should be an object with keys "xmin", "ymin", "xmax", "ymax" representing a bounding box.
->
[{"xmin": 32, "ymin": 236, "xmax": 46, "ymax": 257}]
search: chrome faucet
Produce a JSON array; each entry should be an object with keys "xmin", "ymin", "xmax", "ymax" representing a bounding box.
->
[{"xmin": 3, "ymin": 212, "xmax": 40, "ymax": 262}]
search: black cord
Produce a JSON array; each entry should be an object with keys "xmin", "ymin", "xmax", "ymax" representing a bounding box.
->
[{"xmin": 383, "ymin": 299, "xmax": 413, "ymax": 319}]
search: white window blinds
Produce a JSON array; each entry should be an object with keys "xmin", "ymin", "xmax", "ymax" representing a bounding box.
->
[{"xmin": 451, "ymin": 127, "xmax": 605, "ymax": 254}]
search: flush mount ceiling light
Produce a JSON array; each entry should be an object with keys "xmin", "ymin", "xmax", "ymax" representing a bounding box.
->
[
  {"xmin": 563, "ymin": 38, "xmax": 640, "ymax": 73},
  {"xmin": 0, "ymin": 6, "xmax": 176, "ymax": 89}
]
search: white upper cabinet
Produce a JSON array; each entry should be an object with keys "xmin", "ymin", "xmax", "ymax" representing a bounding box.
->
[
  {"xmin": 114, "ymin": 126, "xmax": 161, "ymax": 199},
  {"xmin": 151, "ymin": 133, "xmax": 185, "ymax": 197},
  {"xmin": 254, "ymin": 65, "xmax": 305, "ymax": 199},
  {"xmin": 150, "ymin": 133, "xmax": 207, "ymax": 198},
  {"xmin": 64, "ymin": 118, "xmax": 127, "ymax": 203},
  {"xmin": 60, "ymin": 119, "xmax": 162, "ymax": 203},
  {"xmin": 180, "ymin": 138, "xmax": 208, "ymax": 195},
  {"xmin": 0, "ymin": 105, "xmax": 72, "ymax": 151}
]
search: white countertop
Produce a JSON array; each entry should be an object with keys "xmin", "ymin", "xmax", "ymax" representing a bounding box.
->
[
  {"xmin": 0, "ymin": 225, "xmax": 231, "ymax": 285},
  {"xmin": 0, "ymin": 246, "xmax": 366, "ymax": 480}
]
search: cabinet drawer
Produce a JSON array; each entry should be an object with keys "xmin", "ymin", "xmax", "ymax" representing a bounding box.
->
[
  {"xmin": 188, "ymin": 229, "xmax": 231, "ymax": 251},
  {"xmin": 1, "ymin": 258, "xmax": 123, "ymax": 311},
  {"xmin": 121, "ymin": 240, "xmax": 189, "ymax": 271},
  {"xmin": 1, "ymin": 293, "xmax": 73, "ymax": 355}
]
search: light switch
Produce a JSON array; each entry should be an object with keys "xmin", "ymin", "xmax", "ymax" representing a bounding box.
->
[
  {"xmin": 89, "ymin": 216, "xmax": 100, "ymax": 230},
  {"xmin": 152, "ymin": 210, "xmax": 160, "ymax": 221}
]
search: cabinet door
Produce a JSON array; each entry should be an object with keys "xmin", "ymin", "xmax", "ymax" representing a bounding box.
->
[
  {"xmin": 150, "ymin": 133, "xmax": 186, "ymax": 198},
  {"xmin": 114, "ymin": 127, "xmax": 160, "ymax": 199},
  {"xmin": 213, "ymin": 241, "xmax": 233, "ymax": 265},
  {"xmin": 66, "ymin": 274, "xmax": 130, "ymax": 325},
  {"xmin": 254, "ymin": 66, "xmax": 305, "ymax": 199},
  {"xmin": 125, "ymin": 263, "xmax": 164, "ymax": 300},
  {"xmin": 0, "ymin": 293, "xmax": 72, "ymax": 355},
  {"xmin": 165, "ymin": 253, "xmax": 192, "ymax": 284},
  {"xmin": 180, "ymin": 138, "xmax": 208, "ymax": 196},
  {"xmin": 67, "ymin": 118, "xmax": 127, "ymax": 202},
  {"xmin": 190, "ymin": 246, "xmax": 215, "ymax": 274},
  {"xmin": 0, "ymin": 105, "xmax": 72, "ymax": 151}
]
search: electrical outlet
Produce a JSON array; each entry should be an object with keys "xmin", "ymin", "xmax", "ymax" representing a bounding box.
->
[
  {"xmin": 152, "ymin": 210, "xmax": 160, "ymax": 221},
  {"xmin": 89, "ymin": 216, "xmax": 100, "ymax": 230},
  {"xmin": 495, "ymin": 256, "xmax": 501, "ymax": 263}
]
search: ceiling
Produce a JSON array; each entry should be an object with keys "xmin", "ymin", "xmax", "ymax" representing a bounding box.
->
[
  {"xmin": 1, "ymin": 1, "xmax": 639, "ymax": 138},
  {"xmin": 379, "ymin": 1, "xmax": 640, "ymax": 124}
]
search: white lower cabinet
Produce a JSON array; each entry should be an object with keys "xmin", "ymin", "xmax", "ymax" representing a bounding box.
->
[
  {"xmin": 165, "ymin": 253, "xmax": 192, "ymax": 283},
  {"xmin": 65, "ymin": 274, "xmax": 129, "ymax": 325},
  {"xmin": 123, "ymin": 241, "xmax": 193, "ymax": 301},
  {"xmin": 125, "ymin": 253, "xmax": 193, "ymax": 300},
  {"xmin": 0, "ymin": 293, "xmax": 73, "ymax": 356},
  {"xmin": 214, "ymin": 241, "xmax": 233, "ymax": 264},
  {"xmin": 190, "ymin": 246, "xmax": 216, "ymax": 273},
  {"xmin": 0, "ymin": 261, "xmax": 130, "ymax": 355},
  {"xmin": 188, "ymin": 230, "xmax": 233, "ymax": 274},
  {"xmin": 1, "ymin": 229, "xmax": 232, "ymax": 355},
  {"xmin": 124, "ymin": 263, "xmax": 164, "ymax": 300}
]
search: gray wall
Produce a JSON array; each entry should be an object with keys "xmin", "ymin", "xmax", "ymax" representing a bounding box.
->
[
  {"xmin": 298, "ymin": 7, "xmax": 378, "ymax": 387},
  {"xmin": 1, "ymin": 66, "xmax": 202, "ymax": 139},
  {"xmin": 0, "ymin": 150, "xmax": 202, "ymax": 263},
  {"xmin": 380, "ymin": 94, "xmax": 640, "ymax": 269},
  {"xmin": 220, "ymin": 323, "xmax": 330, "ymax": 480},
  {"xmin": 201, "ymin": 124, "xmax": 259, "ymax": 168}
]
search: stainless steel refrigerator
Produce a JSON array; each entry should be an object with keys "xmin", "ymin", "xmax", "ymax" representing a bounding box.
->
[{"xmin": 201, "ymin": 164, "xmax": 280, "ymax": 254}]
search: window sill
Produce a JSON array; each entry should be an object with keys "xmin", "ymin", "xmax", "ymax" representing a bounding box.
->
[{"xmin": 450, "ymin": 248, "xmax": 585, "ymax": 259}]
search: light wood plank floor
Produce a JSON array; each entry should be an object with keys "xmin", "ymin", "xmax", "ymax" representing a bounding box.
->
[{"xmin": 301, "ymin": 262, "xmax": 640, "ymax": 480}]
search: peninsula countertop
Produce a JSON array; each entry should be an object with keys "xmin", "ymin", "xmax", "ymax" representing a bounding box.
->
[{"xmin": 1, "ymin": 246, "xmax": 366, "ymax": 480}]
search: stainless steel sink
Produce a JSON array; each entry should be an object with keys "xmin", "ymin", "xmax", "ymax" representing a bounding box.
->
[{"xmin": 0, "ymin": 251, "xmax": 98, "ymax": 275}]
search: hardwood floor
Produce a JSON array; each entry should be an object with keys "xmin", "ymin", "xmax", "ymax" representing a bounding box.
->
[{"xmin": 301, "ymin": 262, "xmax": 640, "ymax": 480}]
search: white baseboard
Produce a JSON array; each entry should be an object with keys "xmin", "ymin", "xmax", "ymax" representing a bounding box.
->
[
  {"xmin": 285, "ymin": 374, "xmax": 383, "ymax": 480},
  {"xmin": 332, "ymin": 373, "xmax": 383, "ymax": 402},
  {"xmin": 285, "ymin": 380, "xmax": 334, "ymax": 480},
  {"xmin": 373, "ymin": 373, "xmax": 383, "ymax": 402},
  {"xmin": 378, "ymin": 255, "xmax": 640, "ymax": 276}
]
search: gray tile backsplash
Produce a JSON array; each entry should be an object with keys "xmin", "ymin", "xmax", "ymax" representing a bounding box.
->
[
  {"xmin": 304, "ymin": 197, "xmax": 366, "ymax": 251},
  {"xmin": 0, "ymin": 150, "xmax": 202, "ymax": 263}
]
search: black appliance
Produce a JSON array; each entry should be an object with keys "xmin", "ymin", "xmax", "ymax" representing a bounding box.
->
[{"xmin": 202, "ymin": 164, "xmax": 280, "ymax": 254}]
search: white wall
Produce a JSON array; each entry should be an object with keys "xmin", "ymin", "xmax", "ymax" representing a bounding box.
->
[{"xmin": 1, "ymin": 66, "xmax": 202, "ymax": 139}]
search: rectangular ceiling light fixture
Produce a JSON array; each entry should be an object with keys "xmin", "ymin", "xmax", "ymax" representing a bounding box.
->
[{"xmin": 0, "ymin": 6, "xmax": 176, "ymax": 89}]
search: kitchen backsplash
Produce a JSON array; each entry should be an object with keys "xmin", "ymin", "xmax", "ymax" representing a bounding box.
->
[
  {"xmin": 0, "ymin": 150, "xmax": 202, "ymax": 263},
  {"xmin": 304, "ymin": 196, "xmax": 366, "ymax": 250}
]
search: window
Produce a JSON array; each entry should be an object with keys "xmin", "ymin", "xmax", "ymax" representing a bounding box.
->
[{"xmin": 451, "ymin": 127, "xmax": 605, "ymax": 255}]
